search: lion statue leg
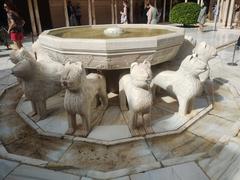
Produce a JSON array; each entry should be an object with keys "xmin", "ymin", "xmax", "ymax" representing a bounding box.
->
[
  {"xmin": 130, "ymin": 111, "xmax": 138, "ymax": 129},
  {"xmin": 151, "ymin": 84, "xmax": 161, "ymax": 104},
  {"xmin": 178, "ymin": 96, "xmax": 191, "ymax": 117},
  {"xmin": 187, "ymin": 99, "xmax": 193, "ymax": 114},
  {"xmin": 66, "ymin": 113, "xmax": 76, "ymax": 135},
  {"xmin": 99, "ymin": 86, "xmax": 108, "ymax": 110},
  {"xmin": 33, "ymin": 100, "xmax": 47, "ymax": 121},
  {"xmin": 143, "ymin": 111, "xmax": 153, "ymax": 134},
  {"xmin": 76, "ymin": 109, "xmax": 91, "ymax": 137},
  {"xmin": 29, "ymin": 101, "xmax": 37, "ymax": 117},
  {"xmin": 119, "ymin": 85, "xmax": 128, "ymax": 111},
  {"xmin": 143, "ymin": 110, "xmax": 151, "ymax": 128}
]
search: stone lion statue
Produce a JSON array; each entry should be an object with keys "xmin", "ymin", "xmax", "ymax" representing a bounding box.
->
[
  {"xmin": 10, "ymin": 41, "xmax": 64, "ymax": 76},
  {"xmin": 152, "ymin": 41, "xmax": 217, "ymax": 117},
  {"xmin": 10, "ymin": 47, "xmax": 36, "ymax": 65},
  {"xmin": 119, "ymin": 60, "xmax": 153, "ymax": 132},
  {"xmin": 11, "ymin": 48, "xmax": 62, "ymax": 121},
  {"xmin": 9, "ymin": 49, "xmax": 22, "ymax": 65},
  {"xmin": 61, "ymin": 61, "xmax": 108, "ymax": 137},
  {"xmin": 32, "ymin": 40, "xmax": 64, "ymax": 75}
]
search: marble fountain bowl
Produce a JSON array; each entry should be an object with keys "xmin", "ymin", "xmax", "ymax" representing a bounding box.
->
[{"xmin": 38, "ymin": 24, "xmax": 185, "ymax": 70}]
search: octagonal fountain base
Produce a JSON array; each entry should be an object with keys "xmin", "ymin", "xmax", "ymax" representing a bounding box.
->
[
  {"xmin": 39, "ymin": 24, "xmax": 184, "ymax": 70},
  {"xmin": 16, "ymin": 88, "xmax": 213, "ymax": 145}
]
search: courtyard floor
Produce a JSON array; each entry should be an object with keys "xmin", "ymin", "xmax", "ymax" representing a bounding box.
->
[{"xmin": 0, "ymin": 24, "xmax": 240, "ymax": 180}]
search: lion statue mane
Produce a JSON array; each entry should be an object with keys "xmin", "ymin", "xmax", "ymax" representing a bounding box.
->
[
  {"xmin": 61, "ymin": 61, "xmax": 108, "ymax": 137},
  {"xmin": 119, "ymin": 60, "xmax": 153, "ymax": 132}
]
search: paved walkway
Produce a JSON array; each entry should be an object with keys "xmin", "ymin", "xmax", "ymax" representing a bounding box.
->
[{"xmin": 0, "ymin": 25, "xmax": 240, "ymax": 180}]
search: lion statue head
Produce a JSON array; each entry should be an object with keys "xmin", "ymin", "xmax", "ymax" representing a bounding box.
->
[
  {"xmin": 61, "ymin": 61, "xmax": 86, "ymax": 91},
  {"xmin": 180, "ymin": 54, "xmax": 209, "ymax": 76},
  {"xmin": 130, "ymin": 60, "xmax": 152, "ymax": 89},
  {"xmin": 192, "ymin": 41, "xmax": 217, "ymax": 64},
  {"xmin": 179, "ymin": 42, "xmax": 217, "ymax": 76},
  {"xmin": 11, "ymin": 48, "xmax": 37, "ymax": 79},
  {"xmin": 10, "ymin": 47, "xmax": 35, "ymax": 64}
]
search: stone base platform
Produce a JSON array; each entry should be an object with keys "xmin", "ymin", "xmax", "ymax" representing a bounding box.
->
[{"xmin": 16, "ymin": 90, "xmax": 212, "ymax": 145}]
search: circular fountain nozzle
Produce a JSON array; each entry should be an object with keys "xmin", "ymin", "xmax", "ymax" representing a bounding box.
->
[{"xmin": 104, "ymin": 27, "xmax": 124, "ymax": 37}]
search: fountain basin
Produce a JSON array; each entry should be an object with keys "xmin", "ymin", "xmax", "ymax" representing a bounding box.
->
[{"xmin": 39, "ymin": 24, "xmax": 184, "ymax": 70}]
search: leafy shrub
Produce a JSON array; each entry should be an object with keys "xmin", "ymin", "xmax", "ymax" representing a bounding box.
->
[{"xmin": 169, "ymin": 2, "xmax": 201, "ymax": 26}]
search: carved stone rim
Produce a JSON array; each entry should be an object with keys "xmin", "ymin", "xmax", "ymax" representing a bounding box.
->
[{"xmin": 39, "ymin": 24, "xmax": 185, "ymax": 56}]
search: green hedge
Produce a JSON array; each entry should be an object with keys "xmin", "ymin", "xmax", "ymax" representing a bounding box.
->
[{"xmin": 169, "ymin": 2, "xmax": 201, "ymax": 26}]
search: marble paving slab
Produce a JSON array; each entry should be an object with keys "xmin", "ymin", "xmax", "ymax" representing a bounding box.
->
[
  {"xmin": 112, "ymin": 176, "xmax": 130, "ymax": 180},
  {"xmin": 193, "ymin": 97, "xmax": 209, "ymax": 112},
  {"xmin": 155, "ymin": 95, "xmax": 178, "ymax": 113},
  {"xmin": 209, "ymin": 81, "xmax": 240, "ymax": 122},
  {"xmin": 188, "ymin": 115, "xmax": 237, "ymax": 142},
  {"xmin": 0, "ymin": 69, "xmax": 12, "ymax": 79},
  {"xmin": 5, "ymin": 135, "xmax": 73, "ymax": 162},
  {"xmin": 81, "ymin": 177, "xmax": 93, "ymax": 180},
  {"xmin": 0, "ymin": 159, "xmax": 19, "ymax": 179},
  {"xmin": 59, "ymin": 140, "xmax": 156, "ymax": 171},
  {"xmin": 5, "ymin": 164, "xmax": 80, "ymax": 180},
  {"xmin": 19, "ymin": 99, "xmax": 33, "ymax": 115},
  {"xmin": 37, "ymin": 110, "xmax": 68, "ymax": 134},
  {"xmin": 0, "ymin": 85, "xmax": 36, "ymax": 145},
  {"xmin": 88, "ymin": 125, "xmax": 132, "ymax": 141},
  {"xmin": 151, "ymin": 106, "xmax": 171, "ymax": 121},
  {"xmin": 130, "ymin": 162, "xmax": 209, "ymax": 180},
  {"xmin": 0, "ymin": 74, "xmax": 17, "ymax": 86},
  {"xmin": 147, "ymin": 131, "xmax": 214, "ymax": 161},
  {"xmin": 211, "ymin": 98, "xmax": 240, "ymax": 122},
  {"xmin": 100, "ymin": 106, "xmax": 126, "ymax": 125},
  {"xmin": 152, "ymin": 113, "xmax": 186, "ymax": 133},
  {"xmin": 185, "ymin": 28, "xmax": 239, "ymax": 48},
  {"xmin": 199, "ymin": 139, "xmax": 240, "ymax": 180}
]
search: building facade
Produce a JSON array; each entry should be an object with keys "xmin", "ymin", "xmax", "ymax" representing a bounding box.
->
[{"xmin": 0, "ymin": 0, "xmax": 239, "ymax": 36}]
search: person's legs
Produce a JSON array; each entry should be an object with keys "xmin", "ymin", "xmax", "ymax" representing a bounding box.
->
[
  {"xmin": 198, "ymin": 23, "xmax": 203, "ymax": 32},
  {"xmin": 12, "ymin": 41, "xmax": 18, "ymax": 50},
  {"xmin": 10, "ymin": 32, "xmax": 23, "ymax": 49},
  {"xmin": 12, "ymin": 40, "xmax": 22, "ymax": 50},
  {"xmin": 16, "ymin": 40, "xmax": 23, "ymax": 49}
]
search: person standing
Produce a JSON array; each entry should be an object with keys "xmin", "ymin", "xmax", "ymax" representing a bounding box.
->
[
  {"xmin": 233, "ymin": 5, "xmax": 240, "ymax": 28},
  {"xmin": 120, "ymin": 0, "xmax": 129, "ymax": 24},
  {"xmin": 197, "ymin": 0, "xmax": 208, "ymax": 32},
  {"xmin": 213, "ymin": 2, "xmax": 219, "ymax": 31},
  {"xmin": 4, "ymin": 1, "xmax": 25, "ymax": 49},
  {"xmin": 145, "ymin": 0, "xmax": 159, "ymax": 24},
  {"xmin": 67, "ymin": 0, "xmax": 77, "ymax": 26},
  {"xmin": 75, "ymin": 3, "xmax": 81, "ymax": 25},
  {"xmin": 0, "ymin": 26, "xmax": 10, "ymax": 49}
]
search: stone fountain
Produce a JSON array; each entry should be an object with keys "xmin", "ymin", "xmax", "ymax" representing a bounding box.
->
[
  {"xmin": 38, "ymin": 24, "xmax": 184, "ymax": 69},
  {"xmin": 3, "ymin": 24, "xmax": 240, "ymax": 180},
  {"xmin": 10, "ymin": 24, "xmax": 215, "ymax": 143}
]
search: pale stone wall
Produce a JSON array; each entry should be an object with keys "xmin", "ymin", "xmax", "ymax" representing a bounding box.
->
[
  {"xmin": 49, "ymin": 0, "xmax": 66, "ymax": 28},
  {"xmin": 71, "ymin": 0, "xmax": 89, "ymax": 25},
  {"xmin": 94, "ymin": 0, "xmax": 112, "ymax": 24},
  {"xmin": 47, "ymin": 0, "xmax": 149, "ymax": 26}
]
